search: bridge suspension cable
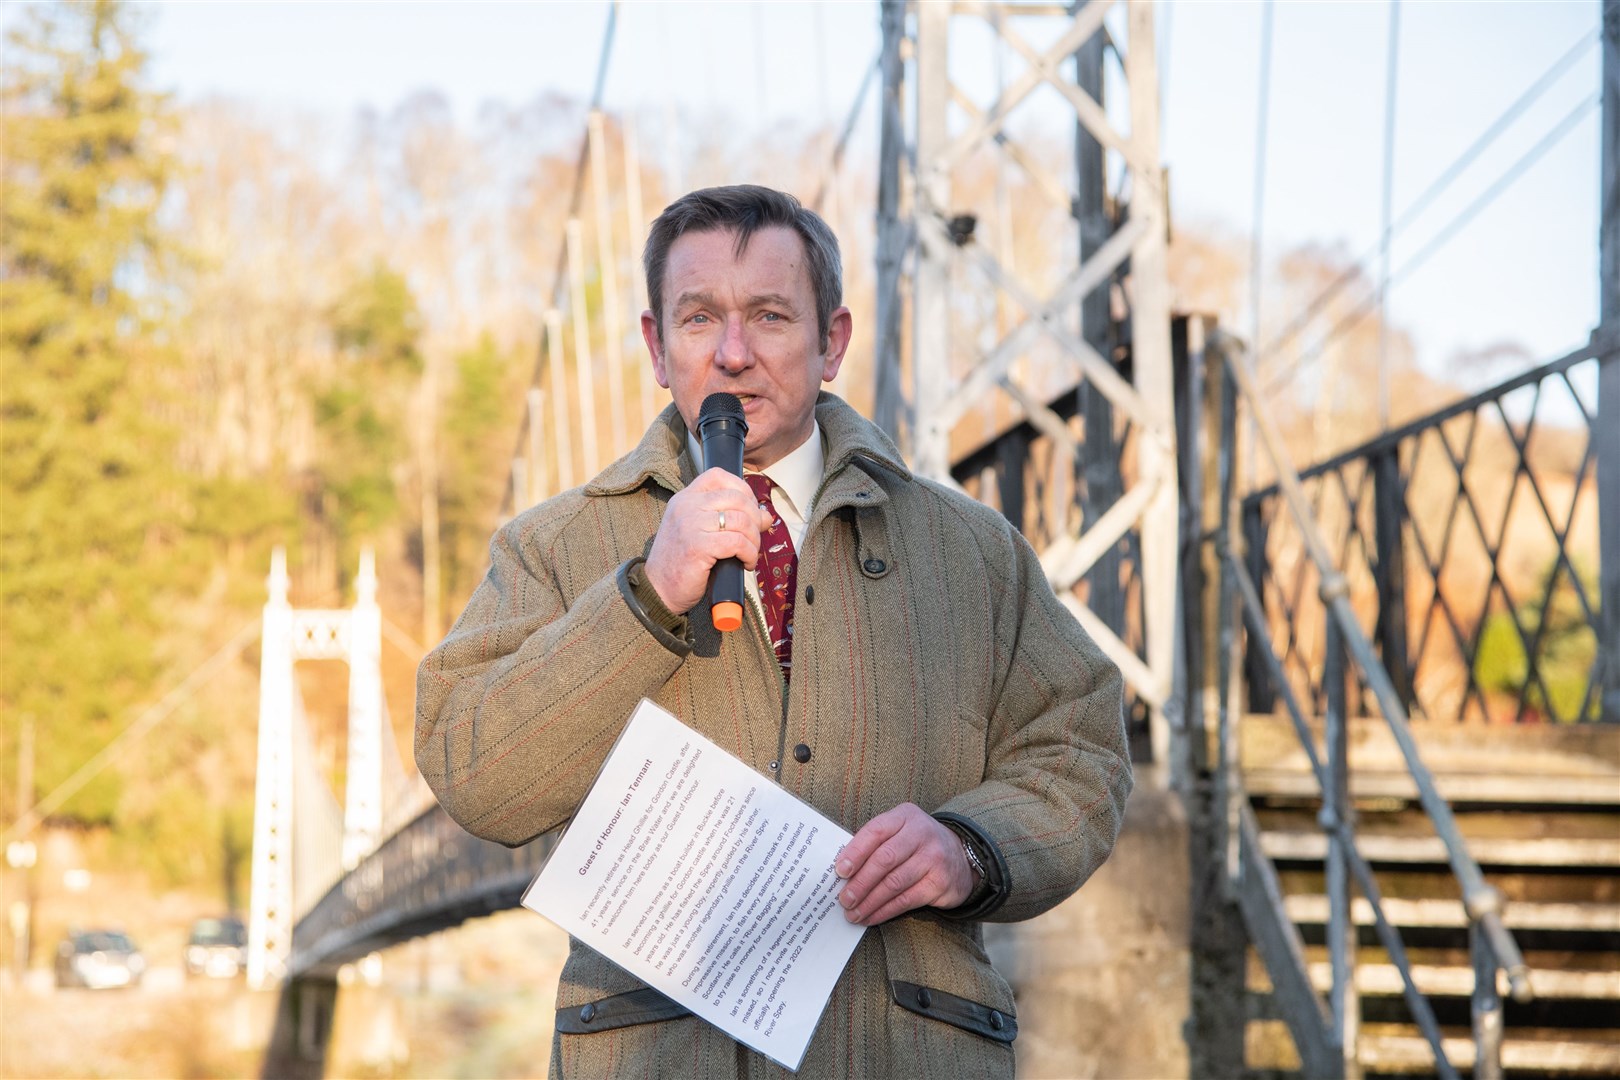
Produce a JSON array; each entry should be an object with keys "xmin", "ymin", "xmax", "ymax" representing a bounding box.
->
[
  {"xmin": 1255, "ymin": 25, "xmax": 1601, "ymax": 388},
  {"xmin": 1376, "ymin": 0, "xmax": 1401, "ymax": 431},
  {"xmin": 1267, "ymin": 90, "xmax": 1600, "ymax": 395}
]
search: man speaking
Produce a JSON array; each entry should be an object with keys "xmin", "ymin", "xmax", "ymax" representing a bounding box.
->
[{"xmin": 416, "ymin": 185, "xmax": 1130, "ymax": 1078}]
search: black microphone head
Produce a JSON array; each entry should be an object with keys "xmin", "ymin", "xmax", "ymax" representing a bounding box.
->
[{"xmin": 697, "ymin": 392, "xmax": 747, "ymax": 433}]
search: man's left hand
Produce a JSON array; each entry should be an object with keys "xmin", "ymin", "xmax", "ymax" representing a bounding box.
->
[{"xmin": 834, "ymin": 803, "xmax": 974, "ymax": 926}]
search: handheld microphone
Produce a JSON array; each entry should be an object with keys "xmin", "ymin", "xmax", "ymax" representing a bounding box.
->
[{"xmin": 698, "ymin": 392, "xmax": 749, "ymax": 632}]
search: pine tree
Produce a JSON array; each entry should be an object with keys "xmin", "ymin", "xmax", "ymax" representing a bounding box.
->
[{"xmin": 0, "ymin": 0, "xmax": 180, "ymax": 823}]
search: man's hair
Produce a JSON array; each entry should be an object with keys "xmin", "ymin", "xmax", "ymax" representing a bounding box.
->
[{"xmin": 643, "ymin": 185, "xmax": 843, "ymax": 351}]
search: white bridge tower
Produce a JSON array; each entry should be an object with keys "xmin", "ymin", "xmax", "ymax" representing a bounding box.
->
[{"xmin": 247, "ymin": 546, "xmax": 386, "ymax": 989}]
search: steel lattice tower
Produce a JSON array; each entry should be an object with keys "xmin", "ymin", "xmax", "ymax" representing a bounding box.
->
[{"xmin": 875, "ymin": 0, "xmax": 1178, "ymax": 753}]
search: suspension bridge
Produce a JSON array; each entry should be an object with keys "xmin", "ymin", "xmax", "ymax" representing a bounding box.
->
[{"xmin": 9, "ymin": 2, "xmax": 1615, "ymax": 1077}]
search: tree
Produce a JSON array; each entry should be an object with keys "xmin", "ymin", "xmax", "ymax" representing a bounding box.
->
[
  {"xmin": 310, "ymin": 262, "xmax": 422, "ymax": 576},
  {"xmin": 439, "ymin": 333, "xmax": 522, "ymax": 608},
  {"xmin": 0, "ymin": 0, "xmax": 182, "ymax": 823}
]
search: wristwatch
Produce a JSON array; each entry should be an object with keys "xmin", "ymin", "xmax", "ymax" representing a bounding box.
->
[{"xmin": 934, "ymin": 812, "xmax": 1006, "ymax": 920}]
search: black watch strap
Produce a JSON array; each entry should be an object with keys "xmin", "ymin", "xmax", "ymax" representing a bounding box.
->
[{"xmin": 932, "ymin": 812, "xmax": 1008, "ymax": 921}]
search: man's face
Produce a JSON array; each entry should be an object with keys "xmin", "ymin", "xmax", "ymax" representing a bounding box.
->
[{"xmin": 642, "ymin": 225, "xmax": 851, "ymax": 471}]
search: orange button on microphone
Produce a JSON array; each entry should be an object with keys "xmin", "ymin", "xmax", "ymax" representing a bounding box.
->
[{"xmin": 712, "ymin": 601, "xmax": 743, "ymax": 632}]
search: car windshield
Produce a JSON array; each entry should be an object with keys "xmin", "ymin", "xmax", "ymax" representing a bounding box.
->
[
  {"xmin": 190, "ymin": 919, "xmax": 246, "ymax": 947},
  {"xmin": 76, "ymin": 932, "xmax": 134, "ymax": 953}
]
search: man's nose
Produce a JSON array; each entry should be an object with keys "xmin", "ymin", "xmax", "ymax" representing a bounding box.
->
[{"xmin": 714, "ymin": 316, "xmax": 752, "ymax": 371}]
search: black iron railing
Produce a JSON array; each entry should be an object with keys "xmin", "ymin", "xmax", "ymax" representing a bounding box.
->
[
  {"xmin": 1193, "ymin": 327, "xmax": 1557, "ymax": 1080},
  {"xmin": 1239, "ymin": 341, "xmax": 1612, "ymax": 726}
]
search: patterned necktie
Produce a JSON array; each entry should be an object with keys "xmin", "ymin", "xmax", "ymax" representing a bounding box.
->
[{"xmin": 746, "ymin": 474, "xmax": 797, "ymax": 681}]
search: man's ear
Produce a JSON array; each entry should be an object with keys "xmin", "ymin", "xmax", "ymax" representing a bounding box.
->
[
  {"xmin": 820, "ymin": 306, "xmax": 853, "ymax": 382},
  {"xmin": 641, "ymin": 309, "xmax": 670, "ymax": 388}
]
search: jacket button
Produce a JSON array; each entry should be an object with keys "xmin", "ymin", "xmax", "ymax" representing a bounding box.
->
[
  {"xmin": 792, "ymin": 743, "xmax": 811, "ymax": 763},
  {"xmin": 805, "ymin": 584, "xmax": 815, "ymax": 604},
  {"xmin": 916, "ymin": 987, "xmax": 932, "ymax": 1009},
  {"xmin": 862, "ymin": 558, "xmax": 886, "ymax": 575},
  {"xmin": 579, "ymin": 1003, "xmax": 597, "ymax": 1024},
  {"xmin": 989, "ymin": 1010, "xmax": 1004, "ymax": 1031}
]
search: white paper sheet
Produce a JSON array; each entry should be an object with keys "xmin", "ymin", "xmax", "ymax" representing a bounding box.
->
[{"xmin": 521, "ymin": 698, "xmax": 866, "ymax": 1071}]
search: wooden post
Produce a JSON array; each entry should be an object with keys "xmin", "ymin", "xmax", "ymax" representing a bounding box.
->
[
  {"xmin": 527, "ymin": 388, "xmax": 545, "ymax": 505},
  {"xmin": 1598, "ymin": 0, "xmax": 1619, "ymax": 722},
  {"xmin": 1372, "ymin": 448, "xmax": 1415, "ymax": 714},
  {"xmin": 588, "ymin": 111, "xmax": 628, "ymax": 455},
  {"xmin": 1242, "ymin": 501, "xmax": 1276, "ymax": 713},
  {"xmin": 567, "ymin": 219, "xmax": 601, "ymax": 479},
  {"xmin": 873, "ymin": 0, "xmax": 908, "ymax": 445},
  {"xmin": 545, "ymin": 310, "xmax": 575, "ymax": 494},
  {"xmin": 995, "ymin": 427, "xmax": 1030, "ymax": 532},
  {"xmin": 1074, "ymin": 5, "xmax": 1126, "ymax": 676},
  {"xmin": 1186, "ymin": 349, "xmax": 1249, "ymax": 1079},
  {"xmin": 911, "ymin": 1, "xmax": 951, "ymax": 480},
  {"xmin": 622, "ymin": 117, "xmax": 657, "ymax": 431},
  {"xmin": 1127, "ymin": 0, "xmax": 1180, "ymax": 757},
  {"xmin": 1324, "ymin": 618, "xmax": 1362, "ymax": 1079}
]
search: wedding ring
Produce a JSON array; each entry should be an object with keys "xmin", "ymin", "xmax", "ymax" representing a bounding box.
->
[{"xmin": 717, "ymin": 510, "xmax": 727, "ymax": 532}]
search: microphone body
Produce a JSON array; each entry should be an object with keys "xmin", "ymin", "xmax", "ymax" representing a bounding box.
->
[{"xmin": 697, "ymin": 393, "xmax": 749, "ymax": 632}]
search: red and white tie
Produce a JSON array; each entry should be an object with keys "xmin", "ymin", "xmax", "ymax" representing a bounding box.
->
[{"xmin": 746, "ymin": 474, "xmax": 798, "ymax": 680}]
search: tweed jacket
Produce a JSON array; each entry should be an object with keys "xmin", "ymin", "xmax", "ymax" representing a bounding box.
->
[{"xmin": 416, "ymin": 393, "xmax": 1131, "ymax": 1079}]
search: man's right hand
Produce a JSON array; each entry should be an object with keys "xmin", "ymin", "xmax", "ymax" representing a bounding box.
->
[{"xmin": 643, "ymin": 468, "xmax": 775, "ymax": 615}]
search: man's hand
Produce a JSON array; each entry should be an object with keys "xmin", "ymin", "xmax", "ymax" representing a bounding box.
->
[
  {"xmin": 644, "ymin": 469, "xmax": 776, "ymax": 614},
  {"xmin": 834, "ymin": 803, "xmax": 975, "ymax": 926}
]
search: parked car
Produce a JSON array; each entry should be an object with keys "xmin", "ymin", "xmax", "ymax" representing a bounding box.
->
[
  {"xmin": 184, "ymin": 915, "xmax": 248, "ymax": 978},
  {"xmin": 54, "ymin": 929, "xmax": 145, "ymax": 989}
]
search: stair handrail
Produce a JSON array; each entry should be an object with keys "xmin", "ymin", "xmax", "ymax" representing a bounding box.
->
[{"xmin": 1209, "ymin": 329, "xmax": 1532, "ymax": 1073}]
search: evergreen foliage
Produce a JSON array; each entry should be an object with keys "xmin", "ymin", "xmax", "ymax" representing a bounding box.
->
[
  {"xmin": 441, "ymin": 333, "xmax": 522, "ymax": 604},
  {"xmin": 313, "ymin": 262, "xmax": 422, "ymax": 569},
  {"xmin": 1, "ymin": 0, "xmax": 182, "ymax": 823}
]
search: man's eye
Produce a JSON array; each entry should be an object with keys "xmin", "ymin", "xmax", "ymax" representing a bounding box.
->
[
  {"xmin": 687, "ymin": 313, "xmax": 711, "ymax": 325},
  {"xmin": 760, "ymin": 312, "xmax": 782, "ymax": 322}
]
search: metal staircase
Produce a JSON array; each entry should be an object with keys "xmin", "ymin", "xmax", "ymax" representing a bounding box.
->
[
  {"xmin": 1184, "ymin": 329, "xmax": 1619, "ymax": 1078},
  {"xmin": 1245, "ymin": 714, "xmax": 1620, "ymax": 1077}
]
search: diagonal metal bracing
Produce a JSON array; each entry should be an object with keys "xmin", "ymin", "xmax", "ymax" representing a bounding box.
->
[
  {"xmin": 936, "ymin": 2, "xmax": 1115, "ymax": 173},
  {"xmin": 947, "ymin": 84, "xmax": 1073, "ymax": 211},
  {"xmin": 878, "ymin": 0, "xmax": 1178, "ymax": 725},
  {"xmin": 940, "ymin": 218, "xmax": 1152, "ymax": 430}
]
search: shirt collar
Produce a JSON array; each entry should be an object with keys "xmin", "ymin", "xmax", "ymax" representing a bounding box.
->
[{"xmin": 685, "ymin": 419, "xmax": 825, "ymax": 521}]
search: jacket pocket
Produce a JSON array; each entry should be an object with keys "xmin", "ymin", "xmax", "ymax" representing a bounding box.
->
[
  {"xmin": 554, "ymin": 986, "xmax": 692, "ymax": 1034},
  {"xmin": 889, "ymin": 980, "xmax": 1016, "ymax": 1044},
  {"xmin": 877, "ymin": 915, "xmax": 1017, "ymax": 1044}
]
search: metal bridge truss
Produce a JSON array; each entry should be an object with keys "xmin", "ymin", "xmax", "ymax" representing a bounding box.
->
[{"xmin": 874, "ymin": 0, "xmax": 1178, "ymax": 755}]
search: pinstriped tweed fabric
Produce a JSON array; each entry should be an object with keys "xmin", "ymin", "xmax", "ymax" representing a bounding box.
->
[{"xmin": 416, "ymin": 393, "xmax": 1131, "ymax": 1079}]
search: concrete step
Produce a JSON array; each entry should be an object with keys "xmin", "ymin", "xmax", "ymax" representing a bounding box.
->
[
  {"xmin": 1359, "ymin": 1025, "xmax": 1620, "ymax": 1075},
  {"xmin": 1276, "ymin": 866, "xmax": 1620, "ymax": 908},
  {"xmin": 1244, "ymin": 767, "xmax": 1620, "ymax": 808},
  {"xmin": 1301, "ymin": 959, "xmax": 1620, "ymax": 1001},
  {"xmin": 1259, "ymin": 831, "xmax": 1620, "ymax": 869},
  {"xmin": 1283, "ymin": 893, "xmax": 1620, "ymax": 934},
  {"xmin": 1246, "ymin": 1019, "xmax": 1620, "ymax": 1075}
]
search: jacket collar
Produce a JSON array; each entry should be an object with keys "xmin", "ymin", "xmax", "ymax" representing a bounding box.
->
[{"xmin": 584, "ymin": 392, "xmax": 911, "ymax": 500}]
